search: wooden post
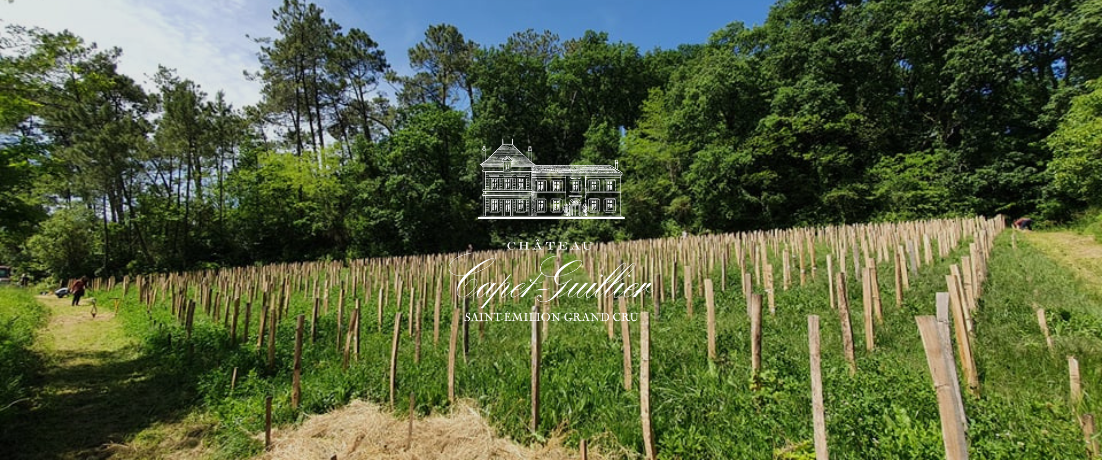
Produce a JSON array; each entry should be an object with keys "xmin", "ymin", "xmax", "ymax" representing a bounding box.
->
[
  {"xmin": 640, "ymin": 312, "xmax": 656, "ymax": 460},
  {"xmin": 292, "ymin": 314, "xmax": 304, "ymax": 409},
  {"xmin": 336, "ymin": 290, "xmax": 345, "ymax": 351},
  {"xmin": 1037, "ymin": 308, "xmax": 1054, "ymax": 353},
  {"xmin": 265, "ymin": 395, "xmax": 273, "ymax": 450},
  {"xmin": 352, "ymin": 306, "xmax": 361, "ymax": 360},
  {"xmin": 311, "ymin": 297, "xmax": 319, "ymax": 344},
  {"xmin": 870, "ymin": 260, "xmax": 883, "ymax": 324},
  {"xmin": 827, "ymin": 255, "xmax": 835, "ymax": 310},
  {"xmin": 342, "ymin": 307, "xmax": 356, "ymax": 369},
  {"xmin": 765, "ymin": 264, "xmax": 776, "ymax": 315},
  {"xmin": 231, "ymin": 297, "xmax": 240, "ymax": 343},
  {"xmin": 863, "ymin": 266, "xmax": 875, "ymax": 351},
  {"xmin": 1081, "ymin": 414, "xmax": 1099, "ymax": 457},
  {"xmin": 414, "ymin": 295, "xmax": 423, "ymax": 363},
  {"xmin": 448, "ymin": 306, "xmax": 460, "ymax": 404},
  {"xmin": 619, "ymin": 297, "xmax": 633, "ymax": 391},
  {"xmin": 231, "ymin": 367, "xmax": 238, "ymax": 393},
  {"xmin": 530, "ymin": 304, "xmax": 541, "ymax": 434},
  {"xmin": 243, "ymin": 301, "xmax": 251, "ymax": 345},
  {"xmin": 581, "ymin": 439, "xmax": 589, "ymax": 460},
  {"xmin": 836, "ymin": 273, "xmax": 856, "ymax": 375},
  {"xmin": 750, "ymin": 293, "xmax": 762, "ymax": 375},
  {"xmin": 742, "ymin": 271, "xmax": 752, "ymax": 316},
  {"xmin": 936, "ymin": 293, "xmax": 968, "ymax": 430},
  {"xmin": 267, "ymin": 305, "xmax": 277, "ymax": 370},
  {"xmin": 894, "ymin": 249, "xmax": 904, "ymax": 310},
  {"xmin": 1070, "ymin": 356, "xmax": 1083, "ymax": 407},
  {"xmin": 389, "ymin": 311, "xmax": 401, "ymax": 407},
  {"xmin": 946, "ymin": 274, "xmax": 979, "ymax": 395},
  {"xmin": 705, "ymin": 279, "xmax": 716, "ymax": 361},
  {"xmin": 915, "ymin": 316, "xmax": 969, "ymax": 460},
  {"xmin": 433, "ymin": 274, "xmax": 443, "ymax": 345},
  {"xmin": 462, "ymin": 297, "xmax": 470, "ymax": 363},
  {"xmin": 684, "ymin": 264, "xmax": 693, "ymax": 318},
  {"xmin": 808, "ymin": 315, "xmax": 829, "ymax": 460}
]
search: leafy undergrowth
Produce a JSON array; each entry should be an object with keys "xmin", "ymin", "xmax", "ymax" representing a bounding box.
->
[
  {"xmin": 100, "ymin": 231, "xmax": 1102, "ymax": 459},
  {"xmin": 0, "ymin": 287, "xmax": 47, "ymax": 423}
]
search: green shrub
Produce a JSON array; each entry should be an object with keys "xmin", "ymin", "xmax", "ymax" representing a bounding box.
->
[{"xmin": 0, "ymin": 287, "xmax": 47, "ymax": 419}]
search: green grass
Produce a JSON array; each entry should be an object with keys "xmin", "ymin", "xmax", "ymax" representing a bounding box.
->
[
  {"xmin": 0, "ymin": 287, "xmax": 47, "ymax": 421},
  {"xmin": 99, "ymin": 229, "xmax": 1102, "ymax": 459}
]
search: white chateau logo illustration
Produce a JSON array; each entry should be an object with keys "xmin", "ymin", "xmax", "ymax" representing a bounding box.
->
[{"xmin": 479, "ymin": 141, "xmax": 623, "ymax": 219}]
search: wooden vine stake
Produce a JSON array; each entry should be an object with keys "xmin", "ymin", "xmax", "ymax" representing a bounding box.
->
[
  {"xmin": 264, "ymin": 395, "xmax": 273, "ymax": 451},
  {"xmin": 705, "ymin": 279, "xmax": 716, "ymax": 361},
  {"xmin": 389, "ymin": 311, "xmax": 401, "ymax": 407},
  {"xmin": 1081, "ymin": 414, "xmax": 1099, "ymax": 457},
  {"xmin": 311, "ymin": 297, "xmax": 319, "ymax": 343},
  {"xmin": 530, "ymin": 304, "xmax": 541, "ymax": 434},
  {"xmin": 1070, "ymin": 356, "xmax": 1083, "ymax": 408},
  {"xmin": 434, "ymin": 273, "xmax": 443, "ymax": 345},
  {"xmin": 267, "ymin": 305, "xmax": 277, "ymax": 370},
  {"xmin": 915, "ymin": 315, "xmax": 969, "ymax": 460},
  {"xmin": 946, "ymin": 274, "xmax": 979, "ymax": 396},
  {"xmin": 619, "ymin": 297, "xmax": 633, "ymax": 391},
  {"xmin": 836, "ymin": 273, "xmax": 857, "ymax": 375},
  {"xmin": 808, "ymin": 315, "xmax": 829, "ymax": 460},
  {"xmin": 750, "ymin": 293, "xmax": 763, "ymax": 376},
  {"xmin": 936, "ymin": 293, "xmax": 967, "ymax": 430},
  {"xmin": 863, "ymin": 266, "xmax": 875, "ymax": 351},
  {"xmin": 292, "ymin": 314, "xmax": 304, "ymax": 409},
  {"xmin": 448, "ymin": 306, "xmax": 459, "ymax": 404},
  {"xmin": 684, "ymin": 264, "xmax": 693, "ymax": 319},
  {"xmin": 894, "ymin": 248, "xmax": 904, "ymax": 310},
  {"xmin": 1037, "ymin": 308, "xmax": 1054, "ymax": 353},
  {"xmin": 640, "ymin": 311, "xmax": 657, "ymax": 460}
]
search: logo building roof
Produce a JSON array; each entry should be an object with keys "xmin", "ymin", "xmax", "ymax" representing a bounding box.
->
[{"xmin": 480, "ymin": 143, "xmax": 536, "ymax": 168}]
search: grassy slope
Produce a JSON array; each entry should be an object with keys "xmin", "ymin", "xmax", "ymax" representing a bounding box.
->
[
  {"xmin": 0, "ymin": 287, "xmax": 47, "ymax": 427},
  {"xmin": 92, "ymin": 228, "xmax": 1102, "ymax": 459}
]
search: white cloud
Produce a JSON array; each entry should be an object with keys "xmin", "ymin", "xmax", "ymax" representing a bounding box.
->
[{"xmin": 2, "ymin": 0, "xmax": 277, "ymax": 109}]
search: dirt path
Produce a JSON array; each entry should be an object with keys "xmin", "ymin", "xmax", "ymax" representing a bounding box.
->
[
  {"xmin": 1025, "ymin": 231, "xmax": 1102, "ymax": 297},
  {"xmin": 4, "ymin": 295, "xmax": 206, "ymax": 460}
]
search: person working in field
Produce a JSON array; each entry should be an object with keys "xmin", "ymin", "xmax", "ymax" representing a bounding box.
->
[
  {"xmin": 1013, "ymin": 217, "xmax": 1033, "ymax": 230},
  {"xmin": 70, "ymin": 276, "xmax": 88, "ymax": 306}
]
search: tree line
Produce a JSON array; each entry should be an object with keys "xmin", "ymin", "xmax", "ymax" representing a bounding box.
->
[{"xmin": 1, "ymin": 0, "xmax": 1100, "ymax": 281}]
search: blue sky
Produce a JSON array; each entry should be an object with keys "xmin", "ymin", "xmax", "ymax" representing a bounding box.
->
[{"xmin": 3, "ymin": 0, "xmax": 773, "ymax": 108}]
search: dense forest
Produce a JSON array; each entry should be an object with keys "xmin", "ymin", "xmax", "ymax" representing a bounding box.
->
[{"xmin": 1, "ymin": 0, "xmax": 1101, "ymax": 280}]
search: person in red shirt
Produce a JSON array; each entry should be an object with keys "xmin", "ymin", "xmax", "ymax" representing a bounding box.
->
[{"xmin": 71, "ymin": 276, "xmax": 88, "ymax": 306}]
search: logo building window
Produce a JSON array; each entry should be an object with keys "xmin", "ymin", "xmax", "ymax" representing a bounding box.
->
[
  {"xmin": 606, "ymin": 180, "xmax": 615, "ymax": 191},
  {"xmin": 605, "ymin": 198, "xmax": 615, "ymax": 212}
]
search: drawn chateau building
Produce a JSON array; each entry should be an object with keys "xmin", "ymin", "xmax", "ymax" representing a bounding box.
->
[{"xmin": 479, "ymin": 141, "xmax": 623, "ymax": 219}]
